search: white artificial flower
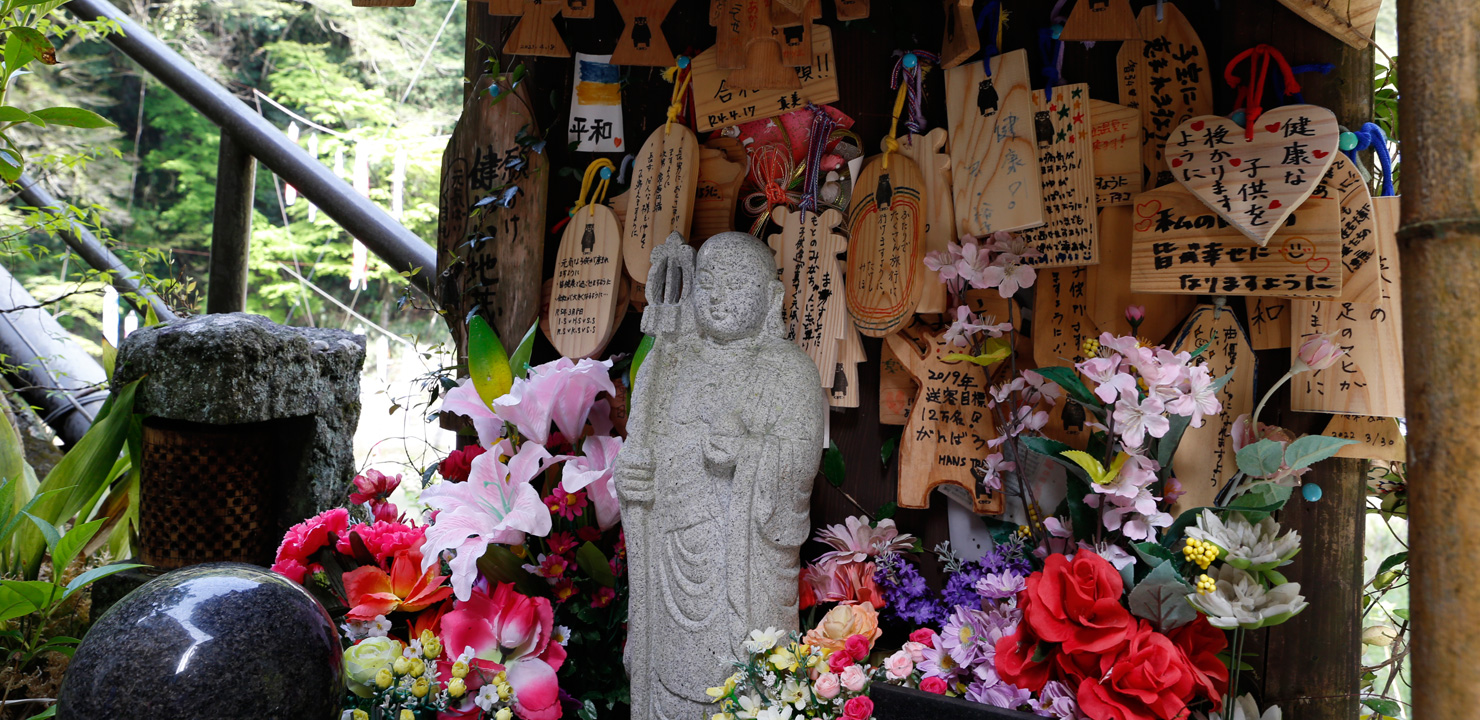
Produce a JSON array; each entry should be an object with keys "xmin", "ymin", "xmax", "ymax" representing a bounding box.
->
[
  {"xmin": 1362, "ymin": 625, "xmax": 1398, "ymax": 647},
  {"xmin": 552, "ymin": 625, "xmax": 571, "ymax": 646},
  {"xmin": 754, "ymin": 705, "xmax": 794, "ymax": 720},
  {"xmin": 1188, "ymin": 564, "xmax": 1309, "ymax": 630},
  {"xmin": 1186, "ymin": 510, "xmax": 1301, "ymax": 571},
  {"xmin": 744, "ymin": 627, "xmax": 787, "ymax": 655},
  {"xmin": 405, "ymin": 639, "xmax": 424, "ymax": 658},
  {"xmin": 779, "ymin": 677, "xmax": 810, "ymax": 709},
  {"xmin": 457, "ymin": 646, "xmax": 476, "ymax": 664},
  {"xmin": 368, "ymin": 615, "xmax": 392, "ymax": 638},
  {"xmin": 1198, "ymin": 693, "xmax": 1281, "ymax": 720},
  {"xmin": 341, "ymin": 620, "xmax": 370, "ymax": 642},
  {"xmin": 735, "ymin": 694, "xmax": 764, "ymax": 720},
  {"xmin": 475, "ymin": 684, "xmax": 500, "ymax": 712}
]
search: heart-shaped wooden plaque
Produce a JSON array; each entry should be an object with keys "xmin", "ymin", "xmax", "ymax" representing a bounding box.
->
[{"xmin": 1165, "ymin": 104, "xmax": 1339, "ymax": 247}]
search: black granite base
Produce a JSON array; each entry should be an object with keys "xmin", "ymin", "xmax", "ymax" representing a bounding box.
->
[{"xmin": 870, "ymin": 683, "xmax": 1042, "ymax": 720}]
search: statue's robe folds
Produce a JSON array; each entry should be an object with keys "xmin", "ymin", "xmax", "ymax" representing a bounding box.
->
[{"xmin": 620, "ymin": 330, "xmax": 824, "ymax": 720}]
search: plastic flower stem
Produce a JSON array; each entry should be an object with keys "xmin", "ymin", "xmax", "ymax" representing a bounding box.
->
[
  {"xmin": 1250, "ymin": 370, "xmax": 1295, "ymax": 432},
  {"xmin": 1228, "ymin": 626, "xmax": 1246, "ymax": 712}
]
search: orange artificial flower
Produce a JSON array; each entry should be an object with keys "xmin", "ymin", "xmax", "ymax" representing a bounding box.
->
[
  {"xmin": 343, "ymin": 548, "xmax": 455, "ymax": 621},
  {"xmin": 803, "ymin": 602, "xmax": 882, "ymax": 653}
]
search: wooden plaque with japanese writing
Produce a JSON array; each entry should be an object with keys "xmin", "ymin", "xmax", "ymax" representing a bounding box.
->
[
  {"xmin": 547, "ymin": 204, "xmax": 623, "ymax": 359},
  {"xmin": 1322, "ymin": 414, "xmax": 1405, "ymax": 463},
  {"xmin": 880, "ymin": 329, "xmax": 920, "ymax": 425},
  {"xmin": 1308, "ymin": 153, "xmax": 1381, "ymax": 304},
  {"xmin": 1170, "ymin": 305, "xmax": 1255, "ymax": 516},
  {"xmin": 887, "ymin": 331, "xmax": 1003, "ymax": 515},
  {"xmin": 690, "ymin": 25, "xmax": 839, "ymax": 132},
  {"xmin": 623, "ymin": 124, "xmax": 699, "ymax": 283},
  {"xmin": 1033, "ymin": 266, "xmax": 1100, "ymax": 449},
  {"xmin": 846, "ymin": 153, "xmax": 928, "ymax": 337},
  {"xmin": 831, "ymin": 322, "xmax": 863, "ymax": 408},
  {"xmin": 1129, "ymin": 184, "xmax": 1343, "ymax": 298},
  {"xmin": 1019, "ymin": 85, "xmax": 1098, "ymax": 266},
  {"xmin": 938, "ymin": 0, "xmax": 978, "ymax": 70},
  {"xmin": 693, "ymin": 148, "xmax": 746, "ymax": 240},
  {"xmin": 1289, "ymin": 195, "xmax": 1404, "ymax": 417},
  {"xmin": 768, "ymin": 206, "xmax": 850, "ymax": 392},
  {"xmin": 1247, "ymin": 298, "xmax": 1291, "ymax": 350},
  {"xmin": 946, "ymin": 49, "xmax": 1044, "ymax": 236},
  {"xmin": 1116, "ymin": 3, "xmax": 1213, "ymax": 188},
  {"xmin": 888, "ymin": 129, "xmax": 954, "ymax": 314},
  {"xmin": 1061, "ymin": 0, "xmax": 1139, "ymax": 41},
  {"xmin": 1276, "ymin": 0, "xmax": 1380, "ymax": 49},
  {"xmin": 1165, "ymin": 106, "xmax": 1340, "ymax": 247},
  {"xmin": 1087, "ymin": 205, "xmax": 1194, "ymax": 342},
  {"xmin": 711, "ymin": 0, "xmax": 798, "ymax": 89},
  {"xmin": 1089, "ymin": 100, "xmax": 1142, "ymax": 207},
  {"xmin": 611, "ymin": 0, "xmax": 677, "ymax": 67},
  {"xmin": 436, "ymin": 73, "xmax": 548, "ymax": 351},
  {"xmin": 501, "ymin": 0, "xmax": 570, "ymax": 57}
]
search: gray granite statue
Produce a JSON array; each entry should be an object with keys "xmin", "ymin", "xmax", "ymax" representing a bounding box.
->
[{"xmin": 615, "ymin": 231, "xmax": 825, "ymax": 720}]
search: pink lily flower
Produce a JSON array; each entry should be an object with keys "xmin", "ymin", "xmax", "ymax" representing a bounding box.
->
[
  {"xmin": 494, "ymin": 358, "xmax": 616, "ymax": 445},
  {"xmin": 439, "ymin": 583, "xmax": 567, "ymax": 720},
  {"xmin": 441, "ymin": 379, "xmax": 506, "ymax": 448},
  {"xmin": 561, "ymin": 435, "xmax": 624, "ymax": 530}
]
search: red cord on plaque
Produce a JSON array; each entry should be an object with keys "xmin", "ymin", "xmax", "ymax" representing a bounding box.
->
[{"xmin": 1224, "ymin": 44, "xmax": 1301, "ymax": 141}]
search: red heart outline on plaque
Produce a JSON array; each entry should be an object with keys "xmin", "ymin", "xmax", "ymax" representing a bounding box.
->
[
  {"xmin": 1165, "ymin": 105, "xmax": 1340, "ymax": 247},
  {"xmin": 1133, "ymin": 199, "xmax": 1162, "ymax": 231}
]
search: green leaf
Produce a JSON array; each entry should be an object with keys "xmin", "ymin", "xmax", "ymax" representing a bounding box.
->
[
  {"xmin": 52, "ymin": 518, "xmax": 106, "ymax": 580},
  {"xmin": 0, "ymin": 585, "xmax": 35, "ymax": 623},
  {"xmin": 0, "ymin": 147, "xmax": 23, "ymax": 183},
  {"xmin": 943, "ymin": 338, "xmax": 1011, "ymax": 367},
  {"xmin": 22, "ymin": 512, "xmax": 59, "ymax": 554},
  {"xmin": 0, "ymin": 106, "xmax": 42, "ymax": 125},
  {"xmin": 1019, "ymin": 435, "xmax": 1074, "ymax": 459},
  {"xmin": 574, "ymin": 541, "xmax": 616, "ymax": 588},
  {"xmin": 1030, "ymin": 641, "xmax": 1052, "ymax": 663},
  {"xmin": 28, "ymin": 106, "xmax": 113, "ymax": 129},
  {"xmin": 62, "ymin": 563, "xmax": 146, "ymax": 601},
  {"xmin": 1134, "ymin": 541, "xmax": 1177, "ymax": 568},
  {"xmin": 1127, "ymin": 561, "xmax": 1198, "ymax": 632},
  {"xmin": 881, "ymin": 436, "xmax": 897, "ymax": 465},
  {"xmin": 100, "ymin": 336, "xmax": 116, "ymax": 381},
  {"xmin": 875, "ymin": 501, "xmax": 897, "ymax": 520},
  {"xmin": 467, "ymin": 316, "xmax": 512, "ymax": 409},
  {"xmin": 510, "ymin": 321, "xmax": 539, "ymax": 379},
  {"xmin": 1230, "ymin": 482, "xmax": 1293, "ymax": 521},
  {"xmin": 0, "ymin": 579, "xmax": 53, "ymax": 611},
  {"xmin": 1235, "ymin": 438, "xmax": 1286, "ymax": 478},
  {"xmin": 476, "ymin": 545, "xmax": 542, "ymax": 597},
  {"xmin": 1031, "ymin": 365, "xmax": 1100, "ymax": 408},
  {"xmin": 1393, "ymin": 607, "xmax": 1409, "ymax": 621},
  {"xmin": 1063, "ymin": 472, "xmax": 1095, "ymax": 540},
  {"xmin": 822, "ymin": 441, "xmax": 845, "ymax": 488},
  {"xmin": 1283, "ymin": 435, "xmax": 1357, "ymax": 472},
  {"xmin": 1375, "ymin": 551, "xmax": 1408, "ymax": 577},
  {"xmin": 1161, "ymin": 505, "xmax": 1212, "ymax": 550},
  {"xmin": 1156, "ymin": 413, "xmax": 1191, "ymax": 470},
  {"xmin": 1361, "ymin": 698, "xmax": 1401, "ymax": 717},
  {"xmin": 28, "ymin": 705, "xmax": 54, "ymax": 720},
  {"xmin": 629, "ymin": 335, "xmax": 654, "ymax": 390},
  {"xmin": 4, "ymin": 27, "xmax": 54, "ymax": 71}
]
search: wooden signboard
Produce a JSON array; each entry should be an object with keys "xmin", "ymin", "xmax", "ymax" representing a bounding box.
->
[
  {"xmin": 1322, "ymin": 414, "xmax": 1405, "ymax": 463},
  {"xmin": 1086, "ymin": 205, "xmax": 1194, "ymax": 342},
  {"xmin": 846, "ymin": 153, "xmax": 928, "ymax": 337},
  {"xmin": 1276, "ymin": 0, "xmax": 1381, "ymax": 49},
  {"xmin": 1289, "ymin": 195, "xmax": 1404, "ymax": 417},
  {"xmin": 886, "ymin": 331, "xmax": 1004, "ymax": 515},
  {"xmin": 611, "ymin": 0, "xmax": 677, "ymax": 67},
  {"xmin": 547, "ymin": 205, "xmax": 624, "ymax": 359},
  {"xmin": 945, "ymin": 49, "xmax": 1044, "ymax": 236},
  {"xmin": 888, "ymin": 129, "xmax": 954, "ymax": 314},
  {"xmin": 622, "ymin": 124, "xmax": 699, "ymax": 283},
  {"xmin": 769, "ymin": 207, "xmax": 850, "ymax": 393},
  {"xmin": 1308, "ymin": 153, "xmax": 1382, "ymax": 304},
  {"xmin": 1033, "ymin": 265, "xmax": 1100, "ymax": 450},
  {"xmin": 1018, "ymin": 84, "xmax": 1098, "ymax": 267},
  {"xmin": 436, "ymin": 74, "xmax": 548, "ymax": 352},
  {"xmin": 1165, "ymin": 106, "xmax": 1340, "ymax": 247},
  {"xmin": 690, "ymin": 25, "xmax": 839, "ymax": 132},
  {"xmin": 1170, "ymin": 305, "xmax": 1255, "ymax": 516},
  {"xmin": 938, "ymin": 0, "xmax": 978, "ymax": 70},
  {"xmin": 1089, "ymin": 100, "xmax": 1141, "ymax": 207},
  {"xmin": 1248, "ymin": 297, "xmax": 1291, "ymax": 350},
  {"xmin": 1061, "ymin": 0, "xmax": 1139, "ymax": 41},
  {"xmin": 1116, "ymin": 3, "xmax": 1213, "ymax": 188},
  {"xmin": 692, "ymin": 147, "xmax": 746, "ymax": 240},
  {"xmin": 1129, "ymin": 184, "xmax": 1343, "ymax": 298}
]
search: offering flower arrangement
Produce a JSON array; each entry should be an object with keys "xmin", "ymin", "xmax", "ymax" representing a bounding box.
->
[{"xmin": 272, "ymin": 318, "xmax": 628, "ymax": 720}]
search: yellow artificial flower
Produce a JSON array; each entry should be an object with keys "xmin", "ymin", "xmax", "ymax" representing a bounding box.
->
[
  {"xmin": 400, "ymin": 710, "xmax": 415, "ymax": 720},
  {"xmin": 352, "ymin": 711, "xmax": 369, "ymax": 720},
  {"xmin": 409, "ymin": 658, "xmax": 426, "ymax": 678},
  {"xmin": 452, "ymin": 660, "xmax": 470, "ymax": 679},
  {"xmin": 375, "ymin": 668, "xmax": 394, "ymax": 690},
  {"xmin": 496, "ymin": 708, "xmax": 514, "ymax": 720},
  {"xmin": 497, "ymin": 682, "xmax": 513, "ymax": 701},
  {"xmin": 412, "ymin": 677, "xmax": 430, "ymax": 698},
  {"xmin": 393, "ymin": 657, "xmax": 411, "ymax": 676},
  {"xmin": 448, "ymin": 677, "xmax": 467, "ymax": 698},
  {"xmin": 768, "ymin": 646, "xmax": 799, "ymax": 672},
  {"xmin": 421, "ymin": 630, "xmax": 442, "ymax": 659}
]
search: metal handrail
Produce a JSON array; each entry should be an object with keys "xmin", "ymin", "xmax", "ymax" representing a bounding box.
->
[{"xmin": 63, "ymin": 0, "xmax": 438, "ymax": 300}]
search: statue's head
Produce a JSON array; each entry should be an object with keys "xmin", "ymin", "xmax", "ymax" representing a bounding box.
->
[{"xmin": 692, "ymin": 232, "xmax": 781, "ymax": 343}]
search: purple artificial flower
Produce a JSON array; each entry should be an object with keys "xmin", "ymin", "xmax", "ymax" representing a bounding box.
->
[
  {"xmin": 975, "ymin": 571, "xmax": 1027, "ymax": 601},
  {"xmin": 917, "ymin": 641, "xmax": 966, "ymax": 684},
  {"xmin": 1031, "ymin": 680, "xmax": 1085, "ymax": 720},
  {"xmin": 940, "ymin": 606, "xmax": 992, "ymax": 668}
]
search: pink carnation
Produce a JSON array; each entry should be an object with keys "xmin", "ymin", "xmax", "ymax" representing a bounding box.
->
[
  {"xmin": 272, "ymin": 508, "xmax": 349, "ymax": 583},
  {"xmin": 338, "ymin": 521, "xmax": 427, "ymax": 567}
]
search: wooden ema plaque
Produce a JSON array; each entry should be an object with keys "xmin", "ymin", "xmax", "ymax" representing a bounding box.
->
[
  {"xmin": 690, "ymin": 25, "xmax": 839, "ymax": 132},
  {"xmin": 846, "ymin": 153, "xmax": 928, "ymax": 337},
  {"xmin": 834, "ymin": 0, "xmax": 868, "ymax": 21},
  {"xmin": 886, "ymin": 331, "xmax": 1004, "ymax": 514},
  {"xmin": 1086, "ymin": 205, "xmax": 1194, "ymax": 342},
  {"xmin": 547, "ymin": 204, "xmax": 623, "ymax": 359},
  {"xmin": 880, "ymin": 327, "xmax": 921, "ymax": 426},
  {"xmin": 939, "ymin": 0, "xmax": 978, "ymax": 70},
  {"xmin": 1322, "ymin": 414, "xmax": 1405, "ymax": 463},
  {"xmin": 768, "ymin": 207, "xmax": 850, "ymax": 394},
  {"xmin": 1248, "ymin": 297, "xmax": 1291, "ymax": 350},
  {"xmin": 1033, "ymin": 265, "xmax": 1101, "ymax": 450},
  {"xmin": 711, "ymin": 0, "xmax": 798, "ymax": 89},
  {"xmin": 692, "ymin": 147, "xmax": 746, "ymax": 240},
  {"xmin": 622, "ymin": 124, "xmax": 699, "ymax": 283},
  {"xmin": 831, "ymin": 322, "xmax": 864, "ymax": 408},
  {"xmin": 887, "ymin": 129, "xmax": 954, "ymax": 314},
  {"xmin": 767, "ymin": 0, "xmax": 820, "ymax": 68},
  {"xmin": 945, "ymin": 49, "xmax": 1044, "ymax": 236},
  {"xmin": 1170, "ymin": 304, "xmax": 1255, "ymax": 516},
  {"xmin": 1165, "ymin": 106, "xmax": 1340, "ymax": 247},
  {"xmin": 1089, "ymin": 100, "xmax": 1142, "ymax": 207},
  {"xmin": 488, "ymin": 0, "xmax": 571, "ymax": 57},
  {"xmin": 1115, "ymin": 3, "xmax": 1213, "ymax": 188},
  {"xmin": 1276, "ymin": 0, "xmax": 1380, "ymax": 49},
  {"xmin": 1307, "ymin": 153, "xmax": 1382, "ymax": 304},
  {"xmin": 611, "ymin": 0, "xmax": 677, "ymax": 67},
  {"xmin": 1018, "ymin": 85, "xmax": 1098, "ymax": 267},
  {"xmin": 1289, "ymin": 195, "xmax": 1404, "ymax": 417},
  {"xmin": 436, "ymin": 74, "xmax": 548, "ymax": 350},
  {"xmin": 1060, "ymin": 0, "xmax": 1139, "ymax": 41},
  {"xmin": 1129, "ymin": 184, "xmax": 1342, "ymax": 298}
]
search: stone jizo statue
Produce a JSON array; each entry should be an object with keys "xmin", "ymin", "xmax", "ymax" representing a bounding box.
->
[{"xmin": 615, "ymin": 231, "xmax": 825, "ymax": 720}]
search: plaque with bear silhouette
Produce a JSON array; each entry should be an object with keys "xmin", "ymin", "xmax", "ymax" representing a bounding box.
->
[
  {"xmin": 612, "ymin": 0, "xmax": 677, "ymax": 67},
  {"xmin": 945, "ymin": 49, "xmax": 1044, "ymax": 236},
  {"xmin": 548, "ymin": 204, "xmax": 624, "ymax": 359}
]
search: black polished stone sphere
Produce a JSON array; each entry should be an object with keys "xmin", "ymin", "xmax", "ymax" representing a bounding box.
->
[{"xmin": 58, "ymin": 563, "xmax": 342, "ymax": 720}]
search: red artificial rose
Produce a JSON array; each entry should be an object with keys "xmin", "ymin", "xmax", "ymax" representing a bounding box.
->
[
  {"xmin": 1076, "ymin": 620, "xmax": 1197, "ymax": 720},
  {"xmin": 1167, "ymin": 616, "xmax": 1229, "ymax": 709},
  {"xmin": 1024, "ymin": 551, "xmax": 1133, "ymax": 655},
  {"xmin": 799, "ymin": 573, "xmax": 818, "ymax": 611},
  {"xmin": 439, "ymin": 444, "xmax": 487, "ymax": 482},
  {"xmin": 909, "ymin": 628, "xmax": 937, "ymax": 648},
  {"xmin": 918, "ymin": 677, "xmax": 948, "ymax": 695},
  {"xmin": 843, "ymin": 696, "xmax": 874, "ymax": 720},
  {"xmin": 995, "ymin": 612, "xmax": 1052, "ymax": 693},
  {"xmin": 1053, "ymin": 648, "xmax": 1101, "ymax": 686},
  {"xmin": 844, "ymin": 634, "xmax": 872, "ymax": 660},
  {"xmin": 827, "ymin": 648, "xmax": 855, "ymax": 673}
]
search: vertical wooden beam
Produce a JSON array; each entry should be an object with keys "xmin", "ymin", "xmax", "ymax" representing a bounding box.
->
[
  {"xmin": 1398, "ymin": 1, "xmax": 1480, "ymax": 718},
  {"xmin": 207, "ymin": 133, "xmax": 256, "ymax": 314}
]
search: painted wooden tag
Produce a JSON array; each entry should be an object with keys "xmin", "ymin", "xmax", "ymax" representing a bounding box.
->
[
  {"xmin": 1018, "ymin": 84, "xmax": 1098, "ymax": 267},
  {"xmin": 1130, "ymin": 183, "xmax": 1342, "ymax": 298},
  {"xmin": 880, "ymin": 329, "xmax": 919, "ymax": 425},
  {"xmin": 1248, "ymin": 297, "xmax": 1291, "ymax": 350},
  {"xmin": 886, "ymin": 331, "xmax": 1004, "ymax": 515},
  {"xmin": 498, "ymin": 0, "xmax": 570, "ymax": 57},
  {"xmin": 1165, "ymin": 105, "xmax": 1340, "ymax": 247},
  {"xmin": 939, "ymin": 0, "xmax": 979, "ymax": 70},
  {"xmin": 830, "ymin": 321, "xmax": 864, "ymax": 408},
  {"xmin": 1033, "ymin": 265, "xmax": 1100, "ymax": 450},
  {"xmin": 611, "ymin": 0, "xmax": 677, "ymax": 67},
  {"xmin": 834, "ymin": 0, "xmax": 868, "ymax": 20},
  {"xmin": 1276, "ymin": 0, "xmax": 1380, "ymax": 49},
  {"xmin": 690, "ymin": 25, "xmax": 838, "ymax": 132},
  {"xmin": 1322, "ymin": 414, "xmax": 1405, "ymax": 463},
  {"xmin": 1308, "ymin": 153, "xmax": 1381, "ymax": 304},
  {"xmin": 946, "ymin": 49, "xmax": 1044, "ymax": 236},
  {"xmin": 1170, "ymin": 304, "xmax": 1255, "ymax": 516},
  {"xmin": 768, "ymin": 0, "xmax": 820, "ymax": 67},
  {"xmin": 1087, "ymin": 204, "xmax": 1194, "ymax": 342},
  {"xmin": 1289, "ymin": 195, "xmax": 1404, "ymax": 417},
  {"xmin": 1116, "ymin": 3, "xmax": 1213, "ymax": 188},
  {"xmin": 887, "ymin": 129, "xmax": 954, "ymax": 314},
  {"xmin": 711, "ymin": 0, "xmax": 797, "ymax": 89},
  {"xmin": 768, "ymin": 206, "xmax": 851, "ymax": 392},
  {"xmin": 846, "ymin": 153, "xmax": 928, "ymax": 337},
  {"xmin": 692, "ymin": 147, "xmax": 746, "ymax": 241},
  {"xmin": 547, "ymin": 204, "xmax": 623, "ymax": 359},
  {"xmin": 436, "ymin": 73, "xmax": 547, "ymax": 351},
  {"xmin": 1089, "ymin": 99, "xmax": 1142, "ymax": 207},
  {"xmin": 622, "ymin": 124, "xmax": 699, "ymax": 283},
  {"xmin": 1061, "ymin": 0, "xmax": 1139, "ymax": 41}
]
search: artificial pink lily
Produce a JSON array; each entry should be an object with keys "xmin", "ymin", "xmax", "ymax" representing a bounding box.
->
[
  {"xmin": 493, "ymin": 358, "xmax": 615, "ymax": 445},
  {"xmin": 441, "ymin": 379, "xmax": 505, "ymax": 447},
  {"xmin": 439, "ymin": 583, "xmax": 567, "ymax": 720},
  {"xmin": 560, "ymin": 435, "xmax": 623, "ymax": 530}
]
